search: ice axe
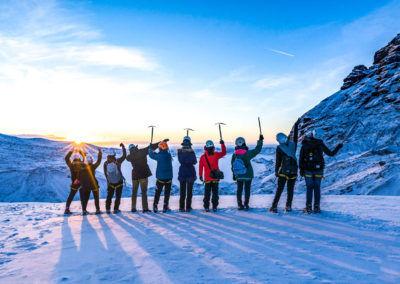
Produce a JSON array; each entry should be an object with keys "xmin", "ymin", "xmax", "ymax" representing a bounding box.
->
[
  {"xmin": 258, "ymin": 117, "xmax": 263, "ymax": 135},
  {"xmin": 215, "ymin": 122, "xmax": 226, "ymax": 141},
  {"xmin": 148, "ymin": 125, "xmax": 156, "ymax": 144},
  {"xmin": 184, "ymin": 128, "xmax": 194, "ymax": 137}
]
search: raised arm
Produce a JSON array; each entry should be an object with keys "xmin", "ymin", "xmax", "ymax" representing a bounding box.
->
[
  {"xmin": 148, "ymin": 148, "xmax": 158, "ymax": 160},
  {"xmin": 117, "ymin": 143, "xmax": 126, "ymax": 164},
  {"xmin": 216, "ymin": 142, "xmax": 227, "ymax": 158},
  {"xmin": 65, "ymin": 151, "xmax": 73, "ymax": 167},
  {"xmin": 299, "ymin": 145, "xmax": 305, "ymax": 176},
  {"xmin": 322, "ymin": 142, "xmax": 343, "ymax": 157},
  {"xmin": 248, "ymin": 138, "xmax": 263, "ymax": 159},
  {"xmin": 103, "ymin": 162, "xmax": 108, "ymax": 181},
  {"xmin": 94, "ymin": 149, "xmax": 102, "ymax": 169},
  {"xmin": 293, "ymin": 119, "xmax": 299, "ymax": 152}
]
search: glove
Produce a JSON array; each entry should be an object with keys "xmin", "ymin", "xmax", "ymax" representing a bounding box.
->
[
  {"xmin": 275, "ymin": 172, "xmax": 279, "ymax": 178},
  {"xmin": 220, "ymin": 140, "xmax": 225, "ymax": 144},
  {"xmin": 163, "ymin": 139, "xmax": 169, "ymax": 143},
  {"xmin": 233, "ymin": 175, "xmax": 236, "ymax": 181},
  {"xmin": 200, "ymin": 176, "xmax": 204, "ymax": 182},
  {"xmin": 259, "ymin": 134, "xmax": 264, "ymax": 141},
  {"xmin": 300, "ymin": 169, "xmax": 305, "ymax": 177},
  {"xmin": 337, "ymin": 143, "xmax": 343, "ymax": 150},
  {"xmin": 120, "ymin": 143, "xmax": 125, "ymax": 148}
]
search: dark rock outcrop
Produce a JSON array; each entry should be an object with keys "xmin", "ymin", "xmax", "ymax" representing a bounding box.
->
[{"xmin": 341, "ymin": 65, "xmax": 368, "ymax": 90}]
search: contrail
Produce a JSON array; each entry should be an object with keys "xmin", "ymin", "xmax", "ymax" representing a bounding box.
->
[{"xmin": 268, "ymin": 48, "xmax": 294, "ymax": 57}]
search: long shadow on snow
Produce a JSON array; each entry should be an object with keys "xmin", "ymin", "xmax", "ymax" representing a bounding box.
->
[{"xmin": 141, "ymin": 212, "xmax": 310, "ymax": 282}]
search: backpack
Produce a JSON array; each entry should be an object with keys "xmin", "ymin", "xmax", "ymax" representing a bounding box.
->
[
  {"xmin": 303, "ymin": 143, "xmax": 324, "ymax": 171},
  {"xmin": 232, "ymin": 156, "xmax": 247, "ymax": 175},
  {"xmin": 106, "ymin": 162, "xmax": 122, "ymax": 184}
]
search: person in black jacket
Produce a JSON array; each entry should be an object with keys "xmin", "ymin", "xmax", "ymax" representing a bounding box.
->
[
  {"xmin": 270, "ymin": 119, "xmax": 300, "ymax": 213},
  {"xmin": 79, "ymin": 148, "xmax": 102, "ymax": 215},
  {"xmin": 299, "ymin": 128, "xmax": 343, "ymax": 213},
  {"xmin": 177, "ymin": 136, "xmax": 197, "ymax": 212},
  {"xmin": 126, "ymin": 142, "xmax": 160, "ymax": 213},
  {"xmin": 64, "ymin": 149, "xmax": 85, "ymax": 214},
  {"xmin": 104, "ymin": 143, "xmax": 126, "ymax": 213}
]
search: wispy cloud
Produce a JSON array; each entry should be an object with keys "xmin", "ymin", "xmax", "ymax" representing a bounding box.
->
[
  {"xmin": 267, "ymin": 48, "xmax": 294, "ymax": 57},
  {"xmin": 253, "ymin": 76, "xmax": 295, "ymax": 89}
]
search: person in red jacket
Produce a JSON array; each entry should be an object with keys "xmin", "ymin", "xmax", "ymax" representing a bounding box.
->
[{"xmin": 199, "ymin": 139, "xmax": 226, "ymax": 212}]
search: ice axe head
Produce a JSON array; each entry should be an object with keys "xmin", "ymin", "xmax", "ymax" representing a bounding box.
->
[
  {"xmin": 184, "ymin": 128, "xmax": 194, "ymax": 136},
  {"xmin": 215, "ymin": 122, "xmax": 226, "ymax": 140}
]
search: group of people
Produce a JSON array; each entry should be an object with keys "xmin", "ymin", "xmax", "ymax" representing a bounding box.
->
[{"xmin": 64, "ymin": 121, "xmax": 343, "ymax": 215}]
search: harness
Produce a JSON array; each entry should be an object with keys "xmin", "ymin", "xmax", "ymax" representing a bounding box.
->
[
  {"xmin": 157, "ymin": 179, "xmax": 172, "ymax": 184},
  {"xmin": 108, "ymin": 183, "xmax": 123, "ymax": 189},
  {"xmin": 203, "ymin": 180, "xmax": 219, "ymax": 184},
  {"xmin": 279, "ymin": 174, "xmax": 298, "ymax": 180},
  {"xmin": 304, "ymin": 173, "xmax": 325, "ymax": 179}
]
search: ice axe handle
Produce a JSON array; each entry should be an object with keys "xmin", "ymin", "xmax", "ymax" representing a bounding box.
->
[
  {"xmin": 218, "ymin": 124, "xmax": 222, "ymax": 140},
  {"xmin": 258, "ymin": 117, "xmax": 262, "ymax": 135},
  {"xmin": 150, "ymin": 128, "xmax": 154, "ymax": 144}
]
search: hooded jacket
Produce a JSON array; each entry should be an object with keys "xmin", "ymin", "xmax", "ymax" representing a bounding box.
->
[
  {"xmin": 126, "ymin": 143, "xmax": 159, "ymax": 180},
  {"xmin": 148, "ymin": 148, "xmax": 173, "ymax": 180},
  {"xmin": 104, "ymin": 146, "xmax": 126, "ymax": 184},
  {"xmin": 177, "ymin": 146, "xmax": 197, "ymax": 183},
  {"xmin": 80, "ymin": 151, "xmax": 102, "ymax": 190},
  {"xmin": 275, "ymin": 122, "xmax": 299, "ymax": 176},
  {"xmin": 65, "ymin": 150, "xmax": 85, "ymax": 188},
  {"xmin": 231, "ymin": 140, "xmax": 263, "ymax": 181},
  {"xmin": 199, "ymin": 143, "xmax": 227, "ymax": 181}
]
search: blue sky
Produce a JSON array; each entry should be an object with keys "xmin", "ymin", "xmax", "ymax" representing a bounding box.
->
[{"xmin": 1, "ymin": 0, "xmax": 400, "ymax": 144}]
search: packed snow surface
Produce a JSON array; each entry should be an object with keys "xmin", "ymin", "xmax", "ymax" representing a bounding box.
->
[{"xmin": 1, "ymin": 195, "xmax": 399, "ymax": 283}]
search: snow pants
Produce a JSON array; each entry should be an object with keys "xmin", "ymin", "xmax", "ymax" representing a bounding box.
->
[
  {"xmin": 92, "ymin": 189, "xmax": 100, "ymax": 211},
  {"xmin": 203, "ymin": 181, "xmax": 219, "ymax": 210},
  {"xmin": 179, "ymin": 181, "xmax": 194, "ymax": 210},
  {"xmin": 131, "ymin": 178, "xmax": 149, "ymax": 211},
  {"xmin": 304, "ymin": 171, "xmax": 323, "ymax": 207},
  {"xmin": 65, "ymin": 185, "xmax": 80, "ymax": 209},
  {"xmin": 106, "ymin": 183, "xmax": 123, "ymax": 211},
  {"xmin": 79, "ymin": 188, "xmax": 91, "ymax": 212},
  {"xmin": 236, "ymin": 179, "xmax": 252, "ymax": 206},
  {"xmin": 154, "ymin": 179, "xmax": 172, "ymax": 209},
  {"xmin": 272, "ymin": 176, "xmax": 296, "ymax": 208}
]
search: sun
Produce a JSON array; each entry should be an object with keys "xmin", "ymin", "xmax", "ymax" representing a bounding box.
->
[{"xmin": 66, "ymin": 134, "xmax": 94, "ymax": 145}]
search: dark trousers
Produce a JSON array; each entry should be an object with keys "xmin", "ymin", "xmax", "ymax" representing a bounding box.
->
[
  {"xmin": 305, "ymin": 171, "xmax": 323, "ymax": 207},
  {"xmin": 272, "ymin": 177, "xmax": 296, "ymax": 208},
  {"xmin": 79, "ymin": 188, "xmax": 91, "ymax": 212},
  {"xmin": 203, "ymin": 182, "xmax": 219, "ymax": 209},
  {"xmin": 65, "ymin": 187, "xmax": 79, "ymax": 209},
  {"xmin": 179, "ymin": 181, "xmax": 194, "ymax": 210},
  {"xmin": 132, "ymin": 178, "xmax": 149, "ymax": 211},
  {"xmin": 106, "ymin": 183, "xmax": 123, "ymax": 211},
  {"xmin": 92, "ymin": 189, "xmax": 100, "ymax": 211},
  {"xmin": 236, "ymin": 180, "xmax": 252, "ymax": 206},
  {"xmin": 154, "ymin": 180, "xmax": 172, "ymax": 208}
]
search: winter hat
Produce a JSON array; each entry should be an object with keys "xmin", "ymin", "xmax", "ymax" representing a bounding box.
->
[
  {"xmin": 129, "ymin": 144, "xmax": 136, "ymax": 150},
  {"xmin": 158, "ymin": 141, "xmax": 168, "ymax": 150},
  {"xmin": 183, "ymin": 136, "xmax": 191, "ymax": 143},
  {"xmin": 86, "ymin": 155, "xmax": 93, "ymax": 164},
  {"xmin": 276, "ymin": 133, "xmax": 288, "ymax": 144},
  {"xmin": 311, "ymin": 128, "xmax": 324, "ymax": 139},
  {"xmin": 71, "ymin": 152, "xmax": 81, "ymax": 161},
  {"xmin": 205, "ymin": 140, "xmax": 214, "ymax": 148},
  {"xmin": 235, "ymin": 137, "xmax": 246, "ymax": 147}
]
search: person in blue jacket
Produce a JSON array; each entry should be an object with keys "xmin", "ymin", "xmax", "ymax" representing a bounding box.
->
[
  {"xmin": 148, "ymin": 141, "xmax": 173, "ymax": 213},
  {"xmin": 177, "ymin": 136, "xmax": 197, "ymax": 212}
]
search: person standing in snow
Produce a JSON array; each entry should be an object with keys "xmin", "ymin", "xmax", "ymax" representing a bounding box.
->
[
  {"xmin": 64, "ymin": 148, "xmax": 85, "ymax": 214},
  {"xmin": 126, "ymin": 142, "xmax": 160, "ymax": 213},
  {"xmin": 148, "ymin": 141, "xmax": 173, "ymax": 213},
  {"xmin": 231, "ymin": 134, "xmax": 264, "ymax": 211},
  {"xmin": 270, "ymin": 119, "xmax": 300, "ymax": 213},
  {"xmin": 177, "ymin": 136, "xmax": 197, "ymax": 212},
  {"xmin": 104, "ymin": 143, "xmax": 126, "ymax": 214},
  {"xmin": 79, "ymin": 148, "xmax": 102, "ymax": 215},
  {"xmin": 199, "ymin": 139, "xmax": 226, "ymax": 212},
  {"xmin": 299, "ymin": 128, "xmax": 343, "ymax": 213}
]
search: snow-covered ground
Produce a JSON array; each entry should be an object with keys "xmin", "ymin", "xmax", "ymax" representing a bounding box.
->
[{"xmin": 1, "ymin": 195, "xmax": 399, "ymax": 283}]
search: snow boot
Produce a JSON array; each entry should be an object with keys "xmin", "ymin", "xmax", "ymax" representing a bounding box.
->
[
  {"xmin": 64, "ymin": 208, "xmax": 72, "ymax": 215},
  {"xmin": 179, "ymin": 208, "xmax": 185, "ymax": 212},
  {"xmin": 186, "ymin": 208, "xmax": 191, "ymax": 213},
  {"xmin": 131, "ymin": 208, "xmax": 137, "ymax": 213},
  {"xmin": 205, "ymin": 208, "xmax": 210, "ymax": 212},
  {"xmin": 244, "ymin": 205, "xmax": 250, "ymax": 211},
  {"xmin": 269, "ymin": 207, "xmax": 278, "ymax": 214},
  {"xmin": 285, "ymin": 206, "xmax": 292, "ymax": 213},
  {"xmin": 106, "ymin": 209, "xmax": 111, "ymax": 214},
  {"xmin": 95, "ymin": 210, "xmax": 102, "ymax": 215},
  {"xmin": 142, "ymin": 209, "xmax": 151, "ymax": 213},
  {"xmin": 153, "ymin": 205, "xmax": 158, "ymax": 213},
  {"xmin": 238, "ymin": 203, "xmax": 244, "ymax": 210},
  {"xmin": 313, "ymin": 206, "xmax": 321, "ymax": 214},
  {"xmin": 82, "ymin": 210, "xmax": 88, "ymax": 216},
  {"xmin": 163, "ymin": 207, "xmax": 170, "ymax": 213},
  {"xmin": 212, "ymin": 207, "xmax": 217, "ymax": 212},
  {"xmin": 113, "ymin": 209, "xmax": 120, "ymax": 214},
  {"xmin": 303, "ymin": 206, "xmax": 312, "ymax": 214}
]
